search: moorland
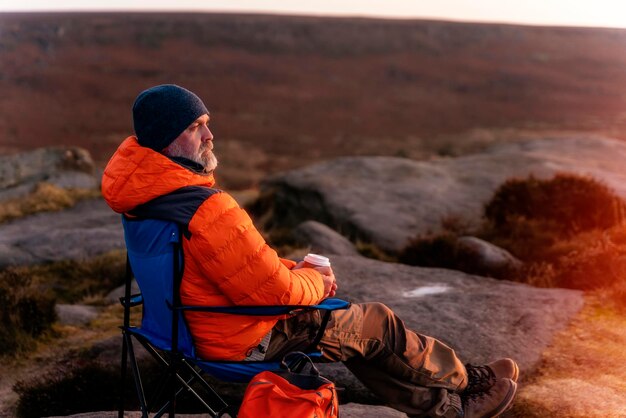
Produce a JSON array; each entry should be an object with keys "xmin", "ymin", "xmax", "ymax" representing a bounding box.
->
[{"xmin": 2, "ymin": 12, "xmax": 626, "ymax": 187}]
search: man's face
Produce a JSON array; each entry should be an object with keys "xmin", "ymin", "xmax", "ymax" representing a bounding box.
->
[{"xmin": 163, "ymin": 114, "xmax": 217, "ymax": 173}]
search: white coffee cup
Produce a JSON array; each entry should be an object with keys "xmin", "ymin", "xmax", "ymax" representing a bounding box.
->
[{"xmin": 302, "ymin": 253, "xmax": 331, "ymax": 268}]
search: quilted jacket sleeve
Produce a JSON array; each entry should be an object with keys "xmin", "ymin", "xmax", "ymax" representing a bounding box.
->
[
  {"xmin": 280, "ymin": 258, "xmax": 297, "ymax": 269},
  {"xmin": 186, "ymin": 192, "xmax": 325, "ymax": 306}
]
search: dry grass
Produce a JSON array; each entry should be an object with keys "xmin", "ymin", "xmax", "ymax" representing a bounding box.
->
[
  {"xmin": 0, "ymin": 182, "xmax": 101, "ymax": 224},
  {"xmin": 0, "ymin": 269, "xmax": 57, "ymax": 356},
  {"xmin": 355, "ymin": 240, "xmax": 397, "ymax": 263},
  {"xmin": 508, "ymin": 294, "xmax": 626, "ymax": 417},
  {"xmin": 0, "ymin": 303, "xmax": 123, "ymax": 416},
  {"xmin": 8, "ymin": 250, "xmax": 127, "ymax": 305},
  {"xmin": 0, "ymin": 250, "xmax": 126, "ymax": 357}
]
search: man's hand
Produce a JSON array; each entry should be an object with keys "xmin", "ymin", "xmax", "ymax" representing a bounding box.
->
[
  {"xmin": 292, "ymin": 261, "xmax": 338, "ymax": 298},
  {"xmin": 292, "ymin": 260, "xmax": 306, "ymax": 270},
  {"xmin": 314, "ymin": 266, "xmax": 337, "ymax": 298}
]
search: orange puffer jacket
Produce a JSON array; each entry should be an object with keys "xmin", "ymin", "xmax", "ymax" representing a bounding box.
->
[{"xmin": 102, "ymin": 137, "xmax": 325, "ymax": 360}]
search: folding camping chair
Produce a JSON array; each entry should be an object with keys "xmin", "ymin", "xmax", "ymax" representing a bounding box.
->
[{"xmin": 118, "ymin": 217, "xmax": 350, "ymax": 417}]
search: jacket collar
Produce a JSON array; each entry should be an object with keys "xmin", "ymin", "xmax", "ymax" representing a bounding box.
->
[
  {"xmin": 169, "ymin": 156, "xmax": 212, "ymax": 176},
  {"xmin": 102, "ymin": 136, "xmax": 216, "ymax": 213}
]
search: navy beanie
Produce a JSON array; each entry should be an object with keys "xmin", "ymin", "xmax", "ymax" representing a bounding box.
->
[{"xmin": 132, "ymin": 84, "xmax": 209, "ymax": 151}]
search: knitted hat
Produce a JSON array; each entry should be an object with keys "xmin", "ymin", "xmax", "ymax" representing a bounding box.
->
[{"xmin": 132, "ymin": 84, "xmax": 209, "ymax": 151}]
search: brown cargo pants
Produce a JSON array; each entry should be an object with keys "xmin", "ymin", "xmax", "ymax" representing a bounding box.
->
[{"xmin": 265, "ymin": 302, "xmax": 467, "ymax": 418}]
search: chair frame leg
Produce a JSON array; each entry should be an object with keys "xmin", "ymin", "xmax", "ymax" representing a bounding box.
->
[
  {"xmin": 126, "ymin": 332, "xmax": 228, "ymax": 418},
  {"xmin": 119, "ymin": 329, "xmax": 129, "ymax": 418},
  {"xmin": 126, "ymin": 332, "xmax": 149, "ymax": 418}
]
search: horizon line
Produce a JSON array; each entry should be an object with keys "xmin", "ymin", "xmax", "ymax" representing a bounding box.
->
[{"xmin": 2, "ymin": 9, "xmax": 626, "ymax": 31}]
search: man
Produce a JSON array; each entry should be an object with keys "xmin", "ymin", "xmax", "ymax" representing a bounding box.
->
[{"xmin": 102, "ymin": 84, "xmax": 518, "ymax": 418}]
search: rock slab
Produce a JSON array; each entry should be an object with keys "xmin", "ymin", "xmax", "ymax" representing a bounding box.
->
[
  {"xmin": 0, "ymin": 147, "xmax": 97, "ymax": 202},
  {"xmin": 314, "ymin": 255, "xmax": 583, "ymax": 400},
  {"xmin": 80, "ymin": 254, "xmax": 583, "ymax": 409},
  {"xmin": 330, "ymin": 255, "xmax": 583, "ymax": 369},
  {"xmin": 258, "ymin": 136, "xmax": 626, "ymax": 253},
  {"xmin": 0, "ymin": 198, "xmax": 124, "ymax": 268}
]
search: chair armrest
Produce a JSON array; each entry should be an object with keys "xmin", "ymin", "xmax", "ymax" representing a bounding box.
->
[
  {"xmin": 177, "ymin": 297, "xmax": 350, "ymax": 316},
  {"xmin": 119, "ymin": 293, "xmax": 143, "ymax": 308},
  {"xmin": 310, "ymin": 297, "xmax": 351, "ymax": 311}
]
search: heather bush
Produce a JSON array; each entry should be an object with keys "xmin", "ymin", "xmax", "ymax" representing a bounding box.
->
[
  {"xmin": 550, "ymin": 234, "xmax": 626, "ymax": 289},
  {"xmin": 481, "ymin": 173, "xmax": 626, "ymax": 291},
  {"xmin": 0, "ymin": 269, "xmax": 56, "ymax": 355},
  {"xmin": 398, "ymin": 233, "xmax": 458, "ymax": 268},
  {"xmin": 603, "ymin": 280, "xmax": 626, "ymax": 312},
  {"xmin": 482, "ymin": 174, "xmax": 626, "ymax": 289},
  {"xmin": 485, "ymin": 174, "xmax": 626, "ymax": 238},
  {"xmin": 521, "ymin": 233, "xmax": 626, "ymax": 290},
  {"xmin": 399, "ymin": 173, "xmax": 626, "ymax": 297}
]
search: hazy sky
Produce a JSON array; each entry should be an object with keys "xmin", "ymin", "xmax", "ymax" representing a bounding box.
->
[{"xmin": 3, "ymin": 0, "xmax": 626, "ymax": 29}]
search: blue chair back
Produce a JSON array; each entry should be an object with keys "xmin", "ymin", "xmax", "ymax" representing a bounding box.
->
[
  {"xmin": 121, "ymin": 216, "xmax": 350, "ymax": 385},
  {"xmin": 119, "ymin": 216, "xmax": 350, "ymax": 418},
  {"xmin": 122, "ymin": 217, "xmax": 195, "ymax": 357}
]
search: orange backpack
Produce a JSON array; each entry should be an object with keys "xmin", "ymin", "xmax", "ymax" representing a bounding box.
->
[{"xmin": 238, "ymin": 352, "xmax": 339, "ymax": 418}]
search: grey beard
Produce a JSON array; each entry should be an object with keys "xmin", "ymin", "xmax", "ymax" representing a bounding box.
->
[
  {"xmin": 164, "ymin": 142, "xmax": 218, "ymax": 173},
  {"xmin": 201, "ymin": 151, "xmax": 219, "ymax": 173}
]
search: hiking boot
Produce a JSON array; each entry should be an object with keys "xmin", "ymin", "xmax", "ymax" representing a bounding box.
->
[
  {"xmin": 461, "ymin": 378, "xmax": 517, "ymax": 418},
  {"xmin": 463, "ymin": 358, "xmax": 519, "ymax": 394}
]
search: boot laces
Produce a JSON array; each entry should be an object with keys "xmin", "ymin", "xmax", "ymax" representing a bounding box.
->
[
  {"xmin": 461, "ymin": 376, "xmax": 501, "ymax": 412},
  {"xmin": 461, "ymin": 389, "xmax": 487, "ymax": 410},
  {"xmin": 465, "ymin": 363, "xmax": 496, "ymax": 393}
]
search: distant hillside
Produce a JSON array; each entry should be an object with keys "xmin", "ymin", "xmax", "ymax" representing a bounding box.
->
[{"xmin": 1, "ymin": 12, "xmax": 626, "ymax": 188}]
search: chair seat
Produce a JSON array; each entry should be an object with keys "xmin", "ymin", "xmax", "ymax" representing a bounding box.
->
[{"xmin": 195, "ymin": 353, "xmax": 323, "ymax": 383}]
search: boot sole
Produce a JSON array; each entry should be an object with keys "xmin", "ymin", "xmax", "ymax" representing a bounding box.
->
[
  {"xmin": 489, "ymin": 380, "xmax": 517, "ymax": 418},
  {"xmin": 511, "ymin": 361, "xmax": 519, "ymax": 382}
]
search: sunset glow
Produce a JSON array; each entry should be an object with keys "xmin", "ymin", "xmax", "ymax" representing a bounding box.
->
[{"xmin": 3, "ymin": 0, "xmax": 626, "ymax": 29}]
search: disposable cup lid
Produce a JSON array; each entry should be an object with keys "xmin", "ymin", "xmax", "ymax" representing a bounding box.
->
[{"xmin": 303, "ymin": 253, "xmax": 331, "ymax": 267}]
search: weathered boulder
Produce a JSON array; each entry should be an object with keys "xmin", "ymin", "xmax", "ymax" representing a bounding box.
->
[
  {"xmin": 106, "ymin": 279, "xmax": 140, "ymax": 304},
  {"xmin": 0, "ymin": 147, "xmax": 97, "ymax": 202},
  {"xmin": 55, "ymin": 304, "xmax": 100, "ymax": 326},
  {"xmin": 0, "ymin": 198, "xmax": 124, "ymax": 267},
  {"xmin": 256, "ymin": 136, "xmax": 626, "ymax": 253},
  {"xmin": 454, "ymin": 236, "xmax": 523, "ymax": 278},
  {"xmin": 293, "ymin": 220, "xmax": 359, "ymax": 256}
]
